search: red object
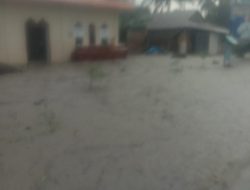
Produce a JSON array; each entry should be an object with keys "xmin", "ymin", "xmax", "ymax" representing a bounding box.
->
[
  {"xmin": 71, "ymin": 46, "xmax": 128, "ymax": 61},
  {"xmin": 5, "ymin": 0, "xmax": 134, "ymax": 11}
]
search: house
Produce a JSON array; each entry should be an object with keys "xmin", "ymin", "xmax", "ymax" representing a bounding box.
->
[
  {"xmin": 147, "ymin": 11, "xmax": 229, "ymax": 55},
  {"xmin": 0, "ymin": 0, "xmax": 133, "ymax": 65}
]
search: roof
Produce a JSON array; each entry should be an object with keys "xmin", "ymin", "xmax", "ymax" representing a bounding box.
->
[
  {"xmin": 2, "ymin": 0, "xmax": 134, "ymax": 11},
  {"xmin": 148, "ymin": 11, "xmax": 229, "ymax": 34}
]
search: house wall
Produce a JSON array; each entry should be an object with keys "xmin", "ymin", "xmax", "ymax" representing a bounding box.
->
[
  {"xmin": 0, "ymin": 3, "xmax": 119, "ymax": 65},
  {"xmin": 208, "ymin": 32, "xmax": 220, "ymax": 55},
  {"xmin": 147, "ymin": 29, "xmax": 188, "ymax": 53},
  {"xmin": 147, "ymin": 29, "xmax": 223, "ymax": 55},
  {"xmin": 178, "ymin": 31, "xmax": 189, "ymax": 55}
]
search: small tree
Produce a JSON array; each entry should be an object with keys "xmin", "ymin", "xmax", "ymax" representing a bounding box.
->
[{"xmin": 87, "ymin": 64, "xmax": 106, "ymax": 90}]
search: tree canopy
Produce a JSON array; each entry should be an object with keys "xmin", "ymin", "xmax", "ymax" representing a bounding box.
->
[
  {"xmin": 141, "ymin": 0, "xmax": 171, "ymax": 13},
  {"xmin": 120, "ymin": 7, "xmax": 151, "ymax": 29},
  {"xmin": 200, "ymin": 0, "xmax": 231, "ymax": 27},
  {"xmin": 141, "ymin": 0, "xmax": 195, "ymax": 13},
  {"xmin": 119, "ymin": 7, "xmax": 151, "ymax": 42}
]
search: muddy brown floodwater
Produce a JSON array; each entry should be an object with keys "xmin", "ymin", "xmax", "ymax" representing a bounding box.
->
[{"xmin": 1, "ymin": 56, "xmax": 250, "ymax": 190}]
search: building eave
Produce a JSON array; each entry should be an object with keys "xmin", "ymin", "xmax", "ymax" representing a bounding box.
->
[{"xmin": 2, "ymin": 0, "xmax": 134, "ymax": 11}]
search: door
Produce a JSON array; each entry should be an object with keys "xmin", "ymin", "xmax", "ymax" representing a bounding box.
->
[
  {"xmin": 195, "ymin": 31, "xmax": 209, "ymax": 54},
  {"xmin": 26, "ymin": 19, "xmax": 49, "ymax": 63}
]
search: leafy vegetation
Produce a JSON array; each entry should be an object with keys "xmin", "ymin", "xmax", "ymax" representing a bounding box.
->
[
  {"xmin": 42, "ymin": 110, "xmax": 61, "ymax": 134},
  {"xmin": 120, "ymin": 7, "xmax": 151, "ymax": 42},
  {"xmin": 87, "ymin": 64, "xmax": 106, "ymax": 90},
  {"xmin": 199, "ymin": 0, "xmax": 231, "ymax": 27},
  {"xmin": 141, "ymin": 0, "xmax": 194, "ymax": 13},
  {"xmin": 141, "ymin": 0, "xmax": 172, "ymax": 13}
]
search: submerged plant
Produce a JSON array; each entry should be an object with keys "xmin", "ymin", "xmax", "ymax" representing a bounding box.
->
[
  {"xmin": 87, "ymin": 64, "xmax": 106, "ymax": 90},
  {"xmin": 42, "ymin": 110, "xmax": 60, "ymax": 134}
]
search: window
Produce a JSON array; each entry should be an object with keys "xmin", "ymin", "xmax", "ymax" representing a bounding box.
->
[
  {"xmin": 100, "ymin": 24, "xmax": 109, "ymax": 46},
  {"xmin": 74, "ymin": 22, "xmax": 84, "ymax": 47}
]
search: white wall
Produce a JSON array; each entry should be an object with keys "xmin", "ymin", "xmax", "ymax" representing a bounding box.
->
[
  {"xmin": 0, "ymin": 3, "xmax": 119, "ymax": 65},
  {"xmin": 208, "ymin": 32, "xmax": 219, "ymax": 55}
]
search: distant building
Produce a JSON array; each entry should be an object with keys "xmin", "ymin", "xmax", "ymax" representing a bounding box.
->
[
  {"xmin": 147, "ymin": 11, "xmax": 228, "ymax": 55},
  {"xmin": 0, "ymin": 0, "xmax": 133, "ymax": 65}
]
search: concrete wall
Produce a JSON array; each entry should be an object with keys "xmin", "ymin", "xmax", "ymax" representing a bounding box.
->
[{"xmin": 0, "ymin": 3, "xmax": 119, "ymax": 65}]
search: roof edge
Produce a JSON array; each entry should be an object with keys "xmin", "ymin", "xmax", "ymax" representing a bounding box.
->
[{"xmin": 2, "ymin": 0, "xmax": 134, "ymax": 11}]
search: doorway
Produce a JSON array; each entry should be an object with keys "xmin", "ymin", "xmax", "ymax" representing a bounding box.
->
[{"xmin": 26, "ymin": 19, "xmax": 49, "ymax": 63}]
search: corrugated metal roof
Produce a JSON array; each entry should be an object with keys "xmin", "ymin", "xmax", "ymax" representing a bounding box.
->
[
  {"xmin": 148, "ymin": 11, "xmax": 229, "ymax": 34},
  {"xmin": 2, "ymin": 0, "xmax": 134, "ymax": 10}
]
